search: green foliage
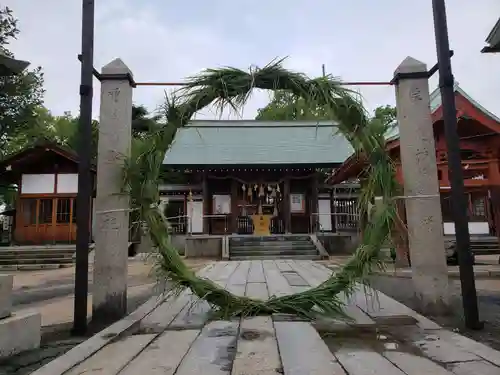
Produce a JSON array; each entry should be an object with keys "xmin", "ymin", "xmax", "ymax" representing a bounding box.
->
[
  {"xmin": 0, "ymin": 107, "xmax": 99, "ymax": 159},
  {"xmin": 0, "ymin": 6, "xmax": 45, "ymax": 147},
  {"xmin": 123, "ymin": 59, "xmax": 399, "ymax": 319},
  {"xmin": 256, "ymin": 90, "xmax": 333, "ymax": 121},
  {"xmin": 370, "ymin": 105, "xmax": 397, "ymax": 136},
  {"xmin": 132, "ymin": 104, "xmax": 164, "ymax": 138}
]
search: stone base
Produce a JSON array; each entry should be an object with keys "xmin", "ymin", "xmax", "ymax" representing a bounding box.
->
[
  {"xmin": 0, "ymin": 275, "xmax": 13, "ymax": 319},
  {"xmin": 185, "ymin": 236, "xmax": 222, "ymax": 258},
  {"xmin": 0, "ymin": 312, "xmax": 41, "ymax": 359}
]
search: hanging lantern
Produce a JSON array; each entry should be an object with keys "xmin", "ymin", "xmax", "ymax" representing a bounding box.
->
[
  {"xmin": 254, "ymin": 184, "xmax": 258, "ymax": 191},
  {"xmin": 242, "ymin": 184, "xmax": 246, "ymax": 192},
  {"xmin": 276, "ymin": 184, "xmax": 281, "ymax": 193},
  {"xmin": 258, "ymin": 185, "xmax": 265, "ymax": 197},
  {"xmin": 188, "ymin": 189, "xmax": 193, "ymax": 202}
]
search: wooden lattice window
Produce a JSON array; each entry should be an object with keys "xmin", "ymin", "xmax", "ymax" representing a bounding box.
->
[
  {"xmin": 56, "ymin": 198, "xmax": 72, "ymax": 223},
  {"xmin": 38, "ymin": 199, "xmax": 53, "ymax": 224},
  {"xmin": 470, "ymin": 194, "xmax": 486, "ymax": 220}
]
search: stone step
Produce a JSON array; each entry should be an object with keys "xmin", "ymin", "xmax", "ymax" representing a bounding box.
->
[
  {"xmin": 229, "ymin": 246, "xmax": 318, "ymax": 253},
  {"xmin": 0, "ymin": 249, "xmax": 76, "ymax": 257},
  {"xmin": 0, "ymin": 252, "xmax": 74, "ymax": 259},
  {"xmin": 0, "ymin": 264, "xmax": 72, "ymax": 271},
  {"xmin": 231, "ymin": 244, "xmax": 316, "ymax": 252},
  {"xmin": 230, "ymin": 235, "xmax": 311, "ymax": 243},
  {"xmin": 229, "ymin": 240, "xmax": 313, "ymax": 246},
  {"xmin": 230, "ymin": 254, "xmax": 322, "ymax": 261},
  {"xmin": 0, "ymin": 312, "xmax": 41, "ymax": 359},
  {"xmin": 0, "ymin": 258, "xmax": 74, "ymax": 265},
  {"xmin": 230, "ymin": 249, "xmax": 319, "ymax": 257}
]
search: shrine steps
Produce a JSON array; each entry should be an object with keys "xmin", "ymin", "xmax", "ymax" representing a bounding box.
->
[
  {"xmin": 445, "ymin": 235, "xmax": 500, "ymax": 261},
  {"xmin": 0, "ymin": 245, "xmax": 76, "ymax": 270},
  {"xmin": 229, "ymin": 235, "xmax": 322, "ymax": 260}
]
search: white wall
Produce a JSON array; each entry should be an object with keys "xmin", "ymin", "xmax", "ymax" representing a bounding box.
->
[
  {"xmin": 318, "ymin": 199, "xmax": 332, "ymax": 231},
  {"xmin": 443, "ymin": 222, "xmax": 490, "ymax": 235},
  {"xmin": 21, "ymin": 174, "xmax": 55, "ymax": 194},
  {"xmin": 57, "ymin": 173, "xmax": 78, "ymax": 193},
  {"xmin": 187, "ymin": 200, "xmax": 203, "ymax": 233}
]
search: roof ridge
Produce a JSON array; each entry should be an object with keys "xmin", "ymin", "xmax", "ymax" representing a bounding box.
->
[
  {"xmin": 186, "ymin": 120, "xmax": 339, "ymax": 128},
  {"xmin": 454, "ymin": 86, "xmax": 500, "ymax": 123}
]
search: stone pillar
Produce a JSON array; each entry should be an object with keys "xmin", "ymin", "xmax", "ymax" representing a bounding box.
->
[
  {"xmin": 93, "ymin": 58, "xmax": 133, "ymax": 324},
  {"xmin": 283, "ymin": 177, "xmax": 291, "ymax": 233},
  {"xmin": 394, "ymin": 56, "xmax": 449, "ymax": 314}
]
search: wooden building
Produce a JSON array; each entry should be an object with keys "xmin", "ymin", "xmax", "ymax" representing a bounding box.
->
[
  {"xmin": 0, "ymin": 142, "xmax": 96, "ymax": 245},
  {"xmin": 329, "ymin": 84, "xmax": 500, "ymax": 249},
  {"xmin": 482, "ymin": 17, "xmax": 500, "ymax": 53},
  {"xmin": 161, "ymin": 120, "xmax": 356, "ymax": 236}
]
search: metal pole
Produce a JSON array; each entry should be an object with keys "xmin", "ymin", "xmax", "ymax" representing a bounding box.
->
[
  {"xmin": 431, "ymin": 0, "xmax": 482, "ymax": 329},
  {"xmin": 73, "ymin": 0, "xmax": 95, "ymax": 335}
]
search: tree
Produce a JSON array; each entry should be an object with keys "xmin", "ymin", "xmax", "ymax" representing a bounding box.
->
[
  {"xmin": 132, "ymin": 104, "xmax": 163, "ymax": 138},
  {"xmin": 256, "ymin": 91, "xmax": 332, "ymax": 121},
  {"xmin": 256, "ymin": 90, "xmax": 397, "ymax": 137},
  {"xmin": 0, "ymin": 7, "xmax": 44, "ymax": 147},
  {"xmin": 371, "ymin": 105, "xmax": 397, "ymax": 136}
]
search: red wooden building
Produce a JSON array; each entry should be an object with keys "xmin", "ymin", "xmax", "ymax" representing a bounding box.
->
[{"xmin": 329, "ymin": 84, "xmax": 500, "ymax": 256}]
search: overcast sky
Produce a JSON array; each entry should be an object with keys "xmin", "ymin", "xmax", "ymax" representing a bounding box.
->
[{"xmin": 6, "ymin": 0, "xmax": 500, "ymax": 120}]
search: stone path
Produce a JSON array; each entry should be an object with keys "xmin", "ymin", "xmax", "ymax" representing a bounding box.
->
[{"xmin": 33, "ymin": 260, "xmax": 500, "ymax": 375}]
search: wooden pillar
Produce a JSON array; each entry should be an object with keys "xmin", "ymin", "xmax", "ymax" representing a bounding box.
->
[
  {"xmin": 283, "ymin": 177, "xmax": 291, "ymax": 234},
  {"xmin": 490, "ymin": 186, "xmax": 500, "ymax": 240},
  {"xmin": 488, "ymin": 159, "xmax": 500, "ymax": 239},
  {"xmin": 310, "ymin": 173, "xmax": 319, "ymax": 232},
  {"xmin": 202, "ymin": 170, "xmax": 210, "ymax": 234},
  {"xmin": 231, "ymin": 178, "xmax": 238, "ymax": 234}
]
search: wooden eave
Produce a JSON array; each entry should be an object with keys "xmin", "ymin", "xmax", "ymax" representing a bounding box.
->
[{"xmin": 0, "ymin": 141, "xmax": 96, "ymax": 183}]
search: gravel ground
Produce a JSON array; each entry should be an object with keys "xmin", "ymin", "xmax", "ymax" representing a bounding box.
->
[{"xmin": 370, "ymin": 275, "xmax": 500, "ymax": 351}]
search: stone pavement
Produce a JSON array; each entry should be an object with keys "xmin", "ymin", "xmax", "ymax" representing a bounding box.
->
[
  {"xmin": 8, "ymin": 257, "xmax": 210, "ymax": 329},
  {"xmin": 30, "ymin": 260, "xmax": 500, "ymax": 375}
]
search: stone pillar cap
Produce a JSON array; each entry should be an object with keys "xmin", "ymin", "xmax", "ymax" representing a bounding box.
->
[
  {"xmin": 394, "ymin": 56, "xmax": 427, "ymax": 75},
  {"xmin": 101, "ymin": 58, "xmax": 133, "ymax": 77}
]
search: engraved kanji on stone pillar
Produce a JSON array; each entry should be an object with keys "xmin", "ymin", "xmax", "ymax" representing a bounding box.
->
[
  {"xmin": 394, "ymin": 56, "xmax": 450, "ymax": 315},
  {"xmin": 93, "ymin": 58, "xmax": 133, "ymax": 324}
]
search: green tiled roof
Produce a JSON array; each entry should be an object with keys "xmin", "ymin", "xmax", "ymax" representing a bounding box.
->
[{"xmin": 163, "ymin": 120, "xmax": 353, "ymax": 166}]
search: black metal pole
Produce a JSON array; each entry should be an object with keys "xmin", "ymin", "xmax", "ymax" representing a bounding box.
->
[
  {"xmin": 431, "ymin": 0, "xmax": 482, "ymax": 330},
  {"xmin": 72, "ymin": 0, "xmax": 95, "ymax": 336}
]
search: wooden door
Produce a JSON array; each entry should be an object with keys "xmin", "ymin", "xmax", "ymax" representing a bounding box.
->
[
  {"xmin": 55, "ymin": 198, "xmax": 75, "ymax": 243},
  {"xmin": 37, "ymin": 198, "xmax": 55, "ymax": 243}
]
